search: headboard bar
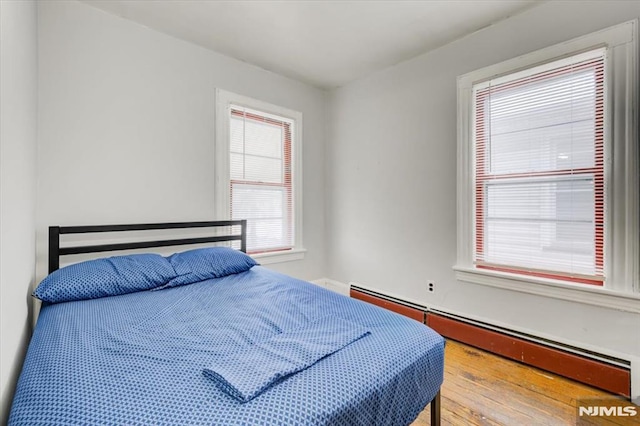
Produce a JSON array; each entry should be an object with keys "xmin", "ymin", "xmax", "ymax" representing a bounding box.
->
[
  {"xmin": 48, "ymin": 220, "xmax": 248, "ymax": 274},
  {"xmin": 49, "ymin": 226, "xmax": 61, "ymax": 275},
  {"xmin": 59, "ymin": 235, "xmax": 244, "ymax": 256},
  {"xmin": 58, "ymin": 220, "xmax": 244, "ymax": 234}
]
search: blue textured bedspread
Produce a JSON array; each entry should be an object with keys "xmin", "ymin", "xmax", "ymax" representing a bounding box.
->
[
  {"xmin": 203, "ymin": 316, "xmax": 371, "ymax": 402},
  {"xmin": 10, "ymin": 267, "xmax": 444, "ymax": 425}
]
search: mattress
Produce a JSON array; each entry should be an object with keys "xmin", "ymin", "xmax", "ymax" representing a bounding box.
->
[{"xmin": 9, "ymin": 266, "xmax": 444, "ymax": 425}]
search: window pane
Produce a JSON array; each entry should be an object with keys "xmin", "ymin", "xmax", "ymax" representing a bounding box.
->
[
  {"xmin": 230, "ymin": 116, "xmax": 283, "ymax": 159},
  {"xmin": 244, "ymin": 155, "xmax": 282, "ymax": 183},
  {"xmin": 232, "ymin": 185, "xmax": 284, "ymax": 219},
  {"xmin": 489, "ymin": 70, "xmax": 596, "ymax": 133},
  {"xmin": 230, "ymin": 152, "xmax": 244, "ymax": 180},
  {"xmin": 244, "ymin": 120, "xmax": 283, "ymax": 158},
  {"xmin": 230, "ymin": 110, "xmax": 285, "ymax": 184},
  {"xmin": 231, "ymin": 184, "xmax": 292, "ymax": 250},
  {"xmin": 484, "ymin": 178, "xmax": 595, "ymax": 275},
  {"xmin": 489, "ymin": 120, "xmax": 595, "ymax": 175},
  {"xmin": 230, "ymin": 116, "xmax": 244, "ymax": 154},
  {"xmin": 248, "ymin": 219, "xmax": 286, "ymax": 251},
  {"xmin": 486, "ymin": 69, "xmax": 596, "ymax": 175},
  {"xmin": 485, "ymin": 220, "xmax": 594, "ymax": 275}
]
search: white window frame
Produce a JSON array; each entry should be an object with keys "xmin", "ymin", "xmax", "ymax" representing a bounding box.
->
[
  {"xmin": 215, "ymin": 89, "xmax": 304, "ymax": 264},
  {"xmin": 454, "ymin": 21, "xmax": 639, "ymax": 313}
]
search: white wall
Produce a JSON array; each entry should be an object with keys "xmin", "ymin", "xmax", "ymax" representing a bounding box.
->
[
  {"xmin": 327, "ymin": 0, "xmax": 640, "ymax": 359},
  {"xmin": 0, "ymin": 0, "xmax": 38, "ymax": 421},
  {"xmin": 37, "ymin": 1, "xmax": 327, "ymax": 282}
]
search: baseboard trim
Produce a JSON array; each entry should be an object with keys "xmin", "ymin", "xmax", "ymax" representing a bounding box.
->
[
  {"xmin": 350, "ymin": 288, "xmax": 425, "ymax": 323},
  {"xmin": 350, "ymin": 284, "xmax": 427, "ymax": 311},
  {"xmin": 427, "ymin": 313, "xmax": 631, "ymax": 398},
  {"xmin": 346, "ymin": 285, "xmax": 632, "ymax": 398}
]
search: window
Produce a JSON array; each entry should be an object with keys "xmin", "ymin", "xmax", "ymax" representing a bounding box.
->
[
  {"xmin": 216, "ymin": 90, "xmax": 304, "ymax": 262},
  {"xmin": 474, "ymin": 49, "xmax": 605, "ymax": 285},
  {"xmin": 455, "ymin": 21, "xmax": 638, "ymax": 309},
  {"xmin": 230, "ymin": 107, "xmax": 293, "ymax": 252}
]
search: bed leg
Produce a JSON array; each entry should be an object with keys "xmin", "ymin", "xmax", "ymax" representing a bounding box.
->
[{"xmin": 430, "ymin": 390, "xmax": 441, "ymax": 426}]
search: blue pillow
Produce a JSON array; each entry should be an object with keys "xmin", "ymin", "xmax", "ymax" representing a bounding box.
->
[
  {"xmin": 164, "ymin": 247, "xmax": 257, "ymax": 288},
  {"xmin": 33, "ymin": 253, "xmax": 177, "ymax": 303}
]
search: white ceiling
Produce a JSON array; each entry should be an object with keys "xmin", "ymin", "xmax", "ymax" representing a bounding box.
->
[{"xmin": 81, "ymin": 0, "xmax": 541, "ymax": 89}]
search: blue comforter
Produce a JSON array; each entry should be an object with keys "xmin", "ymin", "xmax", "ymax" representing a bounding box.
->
[{"xmin": 10, "ymin": 267, "xmax": 444, "ymax": 425}]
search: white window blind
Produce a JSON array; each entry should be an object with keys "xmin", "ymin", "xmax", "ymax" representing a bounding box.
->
[
  {"xmin": 473, "ymin": 48, "xmax": 605, "ymax": 285},
  {"xmin": 229, "ymin": 105, "xmax": 294, "ymax": 253}
]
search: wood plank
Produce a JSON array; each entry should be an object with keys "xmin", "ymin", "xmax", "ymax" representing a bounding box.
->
[
  {"xmin": 443, "ymin": 345, "xmax": 609, "ymax": 425},
  {"xmin": 350, "ymin": 289, "xmax": 424, "ymax": 322},
  {"xmin": 445, "ymin": 342, "xmax": 607, "ymax": 407},
  {"xmin": 427, "ymin": 313, "xmax": 631, "ymax": 398},
  {"xmin": 410, "ymin": 340, "xmax": 639, "ymax": 426}
]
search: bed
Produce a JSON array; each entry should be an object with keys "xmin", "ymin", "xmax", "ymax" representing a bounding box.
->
[{"xmin": 9, "ymin": 221, "xmax": 444, "ymax": 426}]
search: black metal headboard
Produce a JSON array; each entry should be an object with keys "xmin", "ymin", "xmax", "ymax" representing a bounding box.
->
[{"xmin": 48, "ymin": 220, "xmax": 247, "ymax": 274}]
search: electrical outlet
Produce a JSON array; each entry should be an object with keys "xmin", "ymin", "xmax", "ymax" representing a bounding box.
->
[{"xmin": 427, "ymin": 281, "xmax": 435, "ymax": 292}]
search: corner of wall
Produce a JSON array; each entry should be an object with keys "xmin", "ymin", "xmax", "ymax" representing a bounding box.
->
[{"xmin": 0, "ymin": 0, "xmax": 39, "ymax": 421}]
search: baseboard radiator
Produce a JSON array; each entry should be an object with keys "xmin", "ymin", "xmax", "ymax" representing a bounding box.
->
[{"xmin": 350, "ymin": 285, "xmax": 631, "ymax": 399}]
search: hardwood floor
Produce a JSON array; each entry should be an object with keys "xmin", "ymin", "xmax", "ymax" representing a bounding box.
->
[{"xmin": 411, "ymin": 340, "xmax": 639, "ymax": 426}]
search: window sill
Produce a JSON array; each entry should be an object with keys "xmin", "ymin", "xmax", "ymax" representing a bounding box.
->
[
  {"xmin": 251, "ymin": 248, "xmax": 306, "ymax": 265},
  {"xmin": 453, "ymin": 265, "xmax": 640, "ymax": 314}
]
